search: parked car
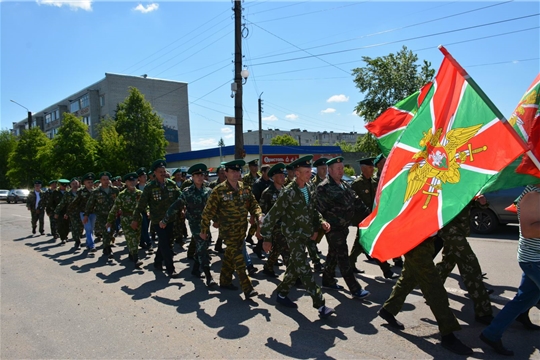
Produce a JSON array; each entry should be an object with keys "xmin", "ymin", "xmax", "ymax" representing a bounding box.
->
[
  {"xmin": 0, "ymin": 189, "xmax": 9, "ymax": 201},
  {"xmin": 470, "ymin": 186, "xmax": 524, "ymax": 234},
  {"xmin": 6, "ymin": 189, "xmax": 30, "ymax": 204}
]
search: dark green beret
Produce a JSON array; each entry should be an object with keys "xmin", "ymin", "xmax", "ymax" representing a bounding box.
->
[
  {"xmin": 123, "ymin": 172, "xmax": 138, "ymax": 182},
  {"xmin": 358, "ymin": 157, "xmax": 375, "ymax": 166},
  {"xmin": 172, "ymin": 168, "xmax": 181, "ymax": 176},
  {"xmin": 48, "ymin": 180, "xmax": 57, "ymax": 185},
  {"xmin": 313, "ymin": 157, "xmax": 329, "ymax": 167},
  {"xmin": 82, "ymin": 172, "xmax": 95, "ymax": 182},
  {"xmin": 136, "ymin": 167, "xmax": 147, "ymax": 176},
  {"xmin": 151, "ymin": 159, "xmax": 167, "ymax": 172},
  {"xmin": 268, "ymin": 163, "xmax": 286, "ymax": 177},
  {"xmin": 188, "ymin": 163, "xmax": 207, "ymax": 175},
  {"xmin": 34, "ymin": 180, "xmax": 43, "ymax": 185},
  {"xmin": 373, "ymin": 154, "xmax": 385, "ymax": 166},
  {"xmin": 58, "ymin": 179, "xmax": 70, "ymax": 185},
  {"xmin": 290, "ymin": 155, "xmax": 313, "ymax": 169},
  {"xmin": 326, "ymin": 156, "xmax": 344, "ymax": 166},
  {"xmin": 224, "ymin": 159, "xmax": 246, "ymax": 171},
  {"xmin": 248, "ymin": 159, "xmax": 259, "ymax": 166},
  {"xmin": 98, "ymin": 171, "xmax": 112, "ymax": 179}
]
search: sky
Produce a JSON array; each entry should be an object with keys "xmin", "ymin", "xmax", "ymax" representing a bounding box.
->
[{"xmin": 1, "ymin": 0, "xmax": 539, "ymax": 151}]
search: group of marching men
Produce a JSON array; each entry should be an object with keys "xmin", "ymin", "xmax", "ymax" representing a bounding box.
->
[{"xmin": 24, "ymin": 154, "xmax": 540, "ymax": 357}]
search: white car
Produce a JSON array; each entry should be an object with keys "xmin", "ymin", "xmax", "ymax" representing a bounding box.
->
[{"xmin": 0, "ymin": 189, "xmax": 8, "ymax": 201}]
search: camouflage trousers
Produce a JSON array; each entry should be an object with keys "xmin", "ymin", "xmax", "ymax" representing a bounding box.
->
[
  {"xmin": 436, "ymin": 234, "xmax": 492, "ymax": 317},
  {"xmin": 264, "ymin": 231, "xmax": 289, "ymax": 271},
  {"xmin": 30, "ymin": 210, "xmax": 44, "ymax": 233},
  {"xmin": 193, "ymin": 234, "xmax": 211, "ymax": 269},
  {"xmin": 220, "ymin": 237, "xmax": 254, "ymax": 294},
  {"xmin": 277, "ymin": 237, "xmax": 325, "ymax": 309},
  {"xmin": 121, "ymin": 216, "xmax": 141, "ymax": 255},
  {"xmin": 322, "ymin": 228, "xmax": 362, "ymax": 293},
  {"xmin": 383, "ymin": 237, "xmax": 461, "ymax": 336},
  {"xmin": 247, "ymin": 222, "xmax": 257, "ymax": 238},
  {"xmin": 350, "ymin": 228, "xmax": 393, "ymax": 274},
  {"xmin": 95, "ymin": 214, "xmax": 113, "ymax": 248},
  {"xmin": 57, "ymin": 215, "xmax": 70, "ymax": 241},
  {"xmin": 47, "ymin": 212, "xmax": 57, "ymax": 237},
  {"xmin": 307, "ymin": 239, "xmax": 321, "ymax": 265},
  {"xmin": 68, "ymin": 213, "xmax": 83, "ymax": 243}
]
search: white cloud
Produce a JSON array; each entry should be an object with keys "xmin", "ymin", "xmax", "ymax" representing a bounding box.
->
[
  {"xmin": 285, "ymin": 114, "xmax": 298, "ymax": 120},
  {"xmin": 192, "ymin": 138, "xmax": 216, "ymax": 149},
  {"xmin": 262, "ymin": 114, "xmax": 278, "ymax": 122},
  {"xmin": 321, "ymin": 108, "xmax": 336, "ymax": 114},
  {"xmin": 134, "ymin": 3, "xmax": 159, "ymax": 13},
  {"xmin": 221, "ymin": 127, "xmax": 232, "ymax": 134},
  {"xmin": 327, "ymin": 94, "xmax": 349, "ymax": 103},
  {"xmin": 36, "ymin": 0, "xmax": 92, "ymax": 11},
  {"xmin": 224, "ymin": 134, "xmax": 234, "ymax": 139}
]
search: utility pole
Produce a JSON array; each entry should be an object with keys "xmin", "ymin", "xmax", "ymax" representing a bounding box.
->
[
  {"xmin": 233, "ymin": 0, "xmax": 243, "ymax": 159},
  {"xmin": 10, "ymin": 100, "xmax": 32, "ymax": 130},
  {"xmin": 258, "ymin": 92, "xmax": 263, "ymax": 166}
]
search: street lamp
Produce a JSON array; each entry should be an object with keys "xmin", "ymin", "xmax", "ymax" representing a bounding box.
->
[{"xmin": 10, "ymin": 99, "xmax": 32, "ymax": 129}]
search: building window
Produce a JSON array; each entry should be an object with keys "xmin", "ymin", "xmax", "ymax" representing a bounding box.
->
[
  {"xmin": 100, "ymin": 96, "xmax": 105, "ymax": 107},
  {"xmin": 80, "ymin": 94, "xmax": 89, "ymax": 109},
  {"xmin": 82, "ymin": 116, "xmax": 91, "ymax": 126},
  {"xmin": 45, "ymin": 114, "xmax": 52, "ymax": 124},
  {"xmin": 70, "ymin": 101, "xmax": 80, "ymax": 113},
  {"xmin": 55, "ymin": 109, "xmax": 60, "ymax": 120}
]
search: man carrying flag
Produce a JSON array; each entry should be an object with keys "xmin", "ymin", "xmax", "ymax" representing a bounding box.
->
[{"xmin": 369, "ymin": 46, "xmax": 528, "ymax": 355}]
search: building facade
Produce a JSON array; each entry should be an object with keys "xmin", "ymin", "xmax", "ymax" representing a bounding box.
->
[
  {"xmin": 243, "ymin": 128, "xmax": 360, "ymax": 147},
  {"xmin": 11, "ymin": 73, "xmax": 190, "ymax": 154}
]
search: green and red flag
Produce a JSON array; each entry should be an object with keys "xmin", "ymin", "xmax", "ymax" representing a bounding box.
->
[{"xmin": 359, "ymin": 46, "xmax": 528, "ymax": 262}]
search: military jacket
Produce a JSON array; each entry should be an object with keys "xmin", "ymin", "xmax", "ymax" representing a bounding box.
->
[
  {"xmin": 180, "ymin": 178, "xmax": 193, "ymax": 190},
  {"xmin": 311, "ymin": 175, "xmax": 326, "ymax": 187},
  {"xmin": 55, "ymin": 190, "xmax": 78, "ymax": 216},
  {"xmin": 136, "ymin": 178, "xmax": 180, "ymax": 226},
  {"xmin": 41, "ymin": 189, "xmax": 53, "ymax": 214},
  {"xmin": 26, "ymin": 190, "xmax": 45, "ymax": 211},
  {"xmin": 242, "ymin": 172, "xmax": 259, "ymax": 189},
  {"xmin": 259, "ymin": 183, "xmax": 284, "ymax": 240},
  {"xmin": 208, "ymin": 178, "xmax": 225, "ymax": 189},
  {"xmin": 68, "ymin": 187, "xmax": 93, "ymax": 214},
  {"xmin": 351, "ymin": 175, "xmax": 377, "ymax": 209},
  {"xmin": 163, "ymin": 184, "xmax": 211, "ymax": 235},
  {"xmin": 284, "ymin": 176, "xmax": 295, "ymax": 187},
  {"xmin": 85, "ymin": 186, "xmax": 120, "ymax": 218},
  {"xmin": 48, "ymin": 189, "xmax": 67, "ymax": 215},
  {"xmin": 107, "ymin": 188, "xmax": 142, "ymax": 224},
  {"xmin": 439, "ymin": 200, "xmax": 487, "ymax": 238},
  {"xmin": 314, "ymin": 176, "xmax": 370, "ymax": 231},
  {"xmin": 252, "ymin": 177, "xmax": 273, "ymax": 203},
  {"xmin": 200, "ymin": 180, "xmax": 262, "ymax": 238},
  {"xmin": 261, "ymin": 180, "xmax": 324, "ymax": 240}
]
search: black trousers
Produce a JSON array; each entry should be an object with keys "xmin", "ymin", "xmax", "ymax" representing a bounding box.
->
[{"xmin": 153, "ymin": 223, "xmax": 175, "ymax": 274}]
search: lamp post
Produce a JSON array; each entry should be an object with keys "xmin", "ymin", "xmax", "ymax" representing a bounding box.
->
[{"xmin": 10, "ymin": 99, "xmax": 32, "ymax": 129}]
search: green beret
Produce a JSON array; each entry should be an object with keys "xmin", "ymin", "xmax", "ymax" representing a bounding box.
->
[
  {"xmin": 34, "ymin": 180, "xmax": 43, "ymax": 185},
  {"xmin": 123, "ymin": 172, "xmax": 138, "ymax": 182},
  {"xmin": 358, "ymin": 157, "xmax": 375, "ymax": 166},
  {"xmin": 373, "ymin": 154, "xmax": 385, "ymax": 166},
  {"xmin": 98, "ymin": 171, "xmax": 112, "ymax": 179},
  {"xmin": 136, "ymin": 167, "xmax": 147, "ymax": 176},
  {"xmin": 247, "ymin": 159, "xmax": 259, "ymax": 166},
  {"xmin": 58, "ymin": 179, "xmax": 70, "ymax": 185},
  {"xmin": 326, "ymin": 156, "xmax": 344, "ymax": 166},
  {"xmin": 268, "ymin": 163, "xmax": 286, "ymax": 177},
  {"xmin": 290, "ymin": 155, "xmax": 313, "ymax": 169},
  {"xmin": 188, "ymin": 163, "xmax": 207, "ymax": 175},
  {"xmin": 151, "ymin": 159, "xmax": 167, "ymax": 172},
  {"xmin": 313, "ymin": 157, "xmax": 329, "ymax": 167},
  {"xmin": 82, "ymin": 172, "xmax": 95, "ymax": 182},
  {"xmin": 224, "ymin": 159, "xmax": 246, "ymax": 171},
  {"xmin": 48, "ymin": 180, "xmax": 57, "ymax": 185}
]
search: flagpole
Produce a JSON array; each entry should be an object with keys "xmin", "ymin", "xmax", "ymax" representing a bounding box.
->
[{"xmin": 438, "ymin": 45, "xmax": 529, "ymax": 153}]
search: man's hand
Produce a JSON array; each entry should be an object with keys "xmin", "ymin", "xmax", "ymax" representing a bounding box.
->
[
  {"xmin": 83, "ymin": 215, "xmax": 89, "ymax": 225},
  {"xmin": 310, "ymin": 232, "xmax": 318, "ymax": 240},
  {"xmin": 263, "ymin": 242, "xmax": 272, "ymax": 253},
  {"xmin": 54, "ymin": 214, "xmax": 59, "ymax": 219},
  {"xmin": 200, "ymin": 233, "xmax": 207, "ymax": 240},
  {"xmin": 322, "ymin": 222, "xmax": 331, "ymax": 233},
  {"xmin": 159, "ymin": 220, "xmax": 166, "ymax": 229},
  {"xmin": 130, "ymin": 220, "xmax": 139, "ymax": 230},
  {"xmin": 212, "ymin": 222, "xmax": 219, "ymax": 229},
  {"xmin": 255, "ymin": 229, "xmax": 262, "ymax": 240}
]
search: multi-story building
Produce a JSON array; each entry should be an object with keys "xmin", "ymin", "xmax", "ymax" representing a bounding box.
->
[
  {"xmin": 243, "ymin": 128, "xmax": 359, "ymax": 147},
  {"xmin": 10, "ymin": 73, "xmax": 190, "ymax": 154}
]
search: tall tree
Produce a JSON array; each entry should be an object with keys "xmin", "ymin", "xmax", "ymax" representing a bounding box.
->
[
  {"xmin": 96, "ymin": 117, "xmax": 129, "ymax": 175},
  {"xmin": 270, "ymin": 134, "xmax": 299, "ymax": 146},
  {"xmin": 50, "ymin": 113, "xmax": 98, "ymax": 179},
  {"xmin": 7, "ymin": 128, "xmax": 52, "ymax": 187},
  {"xmin": 114, "ymin": 87, "xmax": 167, "ymax": 170},
  {"xmin": 0, "ymin": 130, "xmax": 18, "ymax": 188},
  {"xmin": 218, "ymin": 138, "xmax": 225, "ymax": 147},
  {"xmin": 334, "ymin": 140, "xmax": 355, "ymax": 152}
]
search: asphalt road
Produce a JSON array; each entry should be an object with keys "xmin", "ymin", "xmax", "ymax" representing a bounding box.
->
[{"xmin": 1, "ymin": 202, "xmax": 539, "ymax": 359}]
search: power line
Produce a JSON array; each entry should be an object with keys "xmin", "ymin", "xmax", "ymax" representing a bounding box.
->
[{"xmin": 251, "ymin": 2, "xmax": 367, "ymax": 24}]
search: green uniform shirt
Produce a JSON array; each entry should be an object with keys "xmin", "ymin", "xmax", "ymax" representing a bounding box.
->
[
  {"xmin": 107, "ymin": 188, "xmax": 142, "ymax": 224},
  {"xmin": 136, "ymin": 178, "xmax": 180, "ymax": 226},
  {"xmin": 85, "ymin": 186, "xmax": 120, "ymax": 218},
  {"xmin": 55, "ymin": 190, "xmax": 77, "ymax": 216},
  {"xmin": 351, "ymin": 174, "xmax": 377, "ymax": 209},
  {"xmin": 162, "ymin": 184, "xmax": 211, "ymax": 236},
  {"xmin": 259, "ymin": 183, "xmax": 283, "ymax": 241},
  {"xmin": 48, "ymin": 189, "xmax": 66, "ymax": 215},
  {"xmin": 242, "ymin": 172, "xmax": 259, "ymax": 189},
  {"xmin": 68, "ymin": 187, "xmax": 93, "ymax": 214}
]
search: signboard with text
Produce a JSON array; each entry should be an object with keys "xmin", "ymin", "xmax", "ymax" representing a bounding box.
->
[{"xmin": 262, "ymin": 154, "xmax": 300, "ymax": 165}]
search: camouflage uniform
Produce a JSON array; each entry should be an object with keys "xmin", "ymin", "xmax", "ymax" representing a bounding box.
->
[
  {"xmin": 85, "ymin": 186, "xmax": 120, "ymax": 255},
  {"xmin": 200, "ymin": 180, "xmax": 262, "ymax": 295},
  {"xmin": 436, "ymin": 201, "xmax": 492, "ymax": 318},
  {"xmin": 305, "ymin": 177, "xmax": 324, "ymax": 268},
  {"xmin": 56, "ymin": 190, "xmax": 83, "ymax": 245},
  {"xmin": 382, "ymin": 237, "xmax": 461, "ymax": 336},
  {"xmin": 135, "ymin": 178, "xmax": 180, "ymax": 274},
  {"xmin": 260, "ymin": 183, "xmax": 289, "ymax": 273},
  {"xmin": 208, "ymin": 178, "xmax": 226, "ymax": 251},
  {"xmin": 50, "ymin": 189, "xmax": 70, "ymax": 241},
  {"xmin": 26, "ymin": 190, "xmax": 45, "ymax": 234},
  {"xmin": 314, "ymin": 176, "xmax": 371, "ymax": 292},
  {"xmin": 41, "ymin": 188, "xmax": 56, "ymax": 237},
  {"xmin": 261, "ymin": 181, "xmax": 326, "ymax": 309},
  {"xmin": 242, "ymin": 172, "xmax": 260, "ymax": 240},
  {"xmin": 163, "ymin": 184, "xmax": 212, "ymax": 272},
  {"xmin": 107, "ymin": 188, "xmax": 142, "ymax": 257},
  {"xmin": 69, "ymin": 186, "xmax": 96, "ymax": 249}
]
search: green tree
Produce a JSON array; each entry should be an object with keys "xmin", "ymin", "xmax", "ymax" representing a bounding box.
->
[
  {"xmin": 344, "ymin": 165, "xmax": 355, "ymax": 177},
  {"xmin": 218, "ymin": 138, "xmax": 225, "ymax": 147},
  {"xmin": 49, "ymin": 113, "xmax": 98, "ymax": 179},
  {"xmin": 270, "ymin": 134, "xmax": 299, "ymax": 146},
  {"xmin": 334, "ymin": 140, "xmax": 355, "ymax": 152},
  {"xmin": 312, "ymin": 139, "xmax": 321, "ymax": 146},
  {"xmin": 7, "ymin": 128, "xmax": 53, "ymax": 187},
  {"xmin": 114, "ymin": 87, "xmax": 167, "ymax": 170},
  {"xmin": 354, "ymin": 133, "xmax": 379, "ymax": 156},
  {"xmin": 96, "ymin": 117, "xmax": 129, "ymax": 175},
  {"xmin": 0, "ymin": 130, "xmax": 18, "ymax": 188}
]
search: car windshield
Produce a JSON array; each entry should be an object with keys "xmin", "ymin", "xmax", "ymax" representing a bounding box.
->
[
  {"xmin": 0, "ymin": 190, "xmax": 8, "ymax": 195},
  {"xmin": 16, "ymin": 190, "xmax": 29, "ymax": 195}
]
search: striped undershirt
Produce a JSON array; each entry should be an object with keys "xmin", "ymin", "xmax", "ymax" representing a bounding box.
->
[
  {"xmin": 517, "ymin": 185, "xmax": 540, "ymax": 263},
  {"xmin": 299, "ymin": 186, "xmax": 309, "ymax": 204}
]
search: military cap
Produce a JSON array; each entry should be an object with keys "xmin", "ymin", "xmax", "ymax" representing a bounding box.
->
[
  {"xmin": 285, "ymin": 164, "xmax": 294, "ymax": 170},
  {"xmin": 58, "ymin": 179, "xmax": 70, "ymax": 185},
  {"xmin": 313, "ymin": 157, "xmax": 329, "ymax": 167},
  {"xmin": 268, "ymin": 163, "xmax": 286, "ymax": 177},
  {"xmin": 70, "ymin": 177, "xmax": 79, "ymax": 183},
  {"xmin": 93, "ymin": 180, "xmax": 100, "ymax": 184},
  {"xmin": 326, "ymin": 156, "xmax": 344, "ymax": 166},
  {"xmin": 172, "ymin": 168, "xmax": 181, "ymax": 176},
  {"xmin": 34, "ymin": 180, "xmax": 43, "ymax": 185},
  {"xmin": 48, "ymin": 180, "xmax": 57, "ymax": 185},
  {"xmin": 358, "ymin": 157, "xmax": 375, "ymax": 166},
  {"xmin": 247, "ymin": 159, "xmax": 259, "ymax": 166},
  {"xmin": 188, "ymin": 163, "xmax": 207, "ymax": 175},
  {"xmin": 151, "ymin": 159, "xmax": 167, "ymax": 172},
  {"xmin": 136, "ymin": 167, "xmax": 147, "ymax": 176},
  {"xmin": 113, "ymin": 176, "xmax": 122, "ymax": 181},
  {"xmin": 82, "ymin": 172, "xmax": 95, "ymax": 182},
  {"xmin": 181, "ymin": 171, "xmax": 187, "ymax": 176},
  {"xmin": 290, "ymin": 155, "xmax": 313, "ymax": 169},
  {"xmin": 223, "ymin": 159, "xmax": 245, "ymax": 171},
  {"xmin": 123, "ymin": 172, "xmax": 138, "ymax": 182},
  {"xmin": 261, "ymin": 164, "xmax": 271, "ymax": 172},
  {"xmin": 148, "ymin": 170, "xmax": 154, "ymax": 176},
  {"xmin": 98, "ymin": 171, "xmax": 112, "ymax": 179},
  {"xmin": 373, "ymin": 153, "xmax": 385, "ymax": 166}
]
